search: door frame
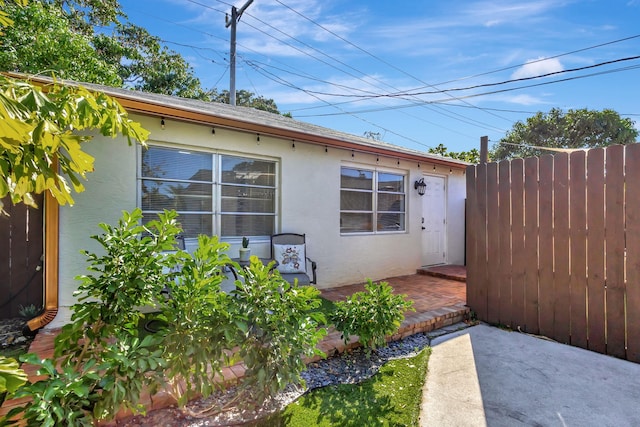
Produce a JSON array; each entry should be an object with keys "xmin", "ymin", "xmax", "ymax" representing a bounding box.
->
[{"xmin": 420, "ymin": 173, "xmax": 448, "ymax": 266}]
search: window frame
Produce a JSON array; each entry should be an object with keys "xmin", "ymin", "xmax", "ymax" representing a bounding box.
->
[
  {"xmin": 340, "ymin": 164, "xmax": 407, "ymax": 235},
  {"xmin": 137, "ymin": 143, "xmax": 279, "ymax": 241}
]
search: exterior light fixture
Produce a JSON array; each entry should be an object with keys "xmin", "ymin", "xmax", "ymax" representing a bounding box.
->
[
  {"xmin": 161, "ymin": 118, "xmax": 165, "ymax": 130},
  {"xmin": 414, "ymin": 178, "xmax": 427, "ymax": 196}
]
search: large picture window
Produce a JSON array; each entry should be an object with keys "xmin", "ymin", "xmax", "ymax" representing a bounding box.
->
[
  {"xmin": 140, "ymin": 146, "xmax": 277, "ymax": 239},
  {"xmin": 340, "ymin": 166, "xmax": 406, "ymax": 234}
]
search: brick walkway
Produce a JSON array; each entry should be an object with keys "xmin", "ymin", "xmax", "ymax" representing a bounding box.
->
[{"xmin": 1, "ymin": 267, "xmax": 467, "ymax": 423}]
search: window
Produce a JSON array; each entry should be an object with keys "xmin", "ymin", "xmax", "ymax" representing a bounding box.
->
[
  {"xmin": 140, "ymin": 146, "xmax": 277, "ymax": 239},
  {"xmin": 340, "ymin": 166, "xmax": 406, "ymax": 234}
]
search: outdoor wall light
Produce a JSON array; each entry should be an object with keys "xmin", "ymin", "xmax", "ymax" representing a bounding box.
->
[
  {"xmin": 160, "ymin": 118, "xmax": 165, "ymax": 130},
  {"xmin": 414, "ymin": 178, "xmax": 427, "ymax": 196}
]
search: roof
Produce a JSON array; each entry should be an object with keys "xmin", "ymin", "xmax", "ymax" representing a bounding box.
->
[{"xmin": 19, "ymin": 74, "xmax": 469, "ymax": 168}]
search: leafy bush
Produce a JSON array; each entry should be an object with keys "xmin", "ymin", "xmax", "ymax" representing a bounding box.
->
[
  {"xmin": 330, "ymin": 279, "xmax": 414, "ymax": 351},
  {"xmin": 231, "ymin": 257, "xmax": 327, "ymax": 407},
  {"xmin": 2, "ymin": 209, "xmax": 330, "ymax": 424},
  {"xmin": 4, "ymin": 208, "xmax": 179, "ymax": 424},
  {"xmin": 157, "ymin": 234, "xmax": 235, "ymax": 407}
]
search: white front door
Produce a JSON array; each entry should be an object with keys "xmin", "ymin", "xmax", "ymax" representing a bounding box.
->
[{"xmin": 421, "ymin": 175, "xmax": 447, "ymax": 266}]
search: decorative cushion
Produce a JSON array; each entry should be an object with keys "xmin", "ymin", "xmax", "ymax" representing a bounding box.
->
[{"xmin": 273, "ymin": 244, "xmax": 307, "ymax": 274}]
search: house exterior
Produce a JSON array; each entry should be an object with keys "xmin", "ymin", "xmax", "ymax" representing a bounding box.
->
[{"xmin": 28, "ymin": 80, "xmax": 468, "ymax": 330}]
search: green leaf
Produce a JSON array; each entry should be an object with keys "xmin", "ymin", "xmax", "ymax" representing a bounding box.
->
[{"xmin": 0, "ymin": 356, "xmax": 27, "ymax": 394}]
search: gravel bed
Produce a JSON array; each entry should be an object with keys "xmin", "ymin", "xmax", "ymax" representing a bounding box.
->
[
  {"xmin": 0, "ymin": 318, "xmax": 32, "ymax": 349},
  {"xmin": 121, "ymin": 324, "xmax": 471, "ymax": 427}
]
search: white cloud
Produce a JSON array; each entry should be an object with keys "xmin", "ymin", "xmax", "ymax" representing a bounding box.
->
[
  {"xmin": 462, "ymin": 0, "xmax": 562, "ymax": 27},
  {"xmin": 503, "ymin": 94, "xmax": 547, "ymax": 105},
  {"xmin": 511, "ymin": 57, "xmax": 564, "ymax": 79}
]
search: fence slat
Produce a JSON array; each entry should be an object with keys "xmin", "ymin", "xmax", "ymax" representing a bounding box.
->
[
  {"xmin": 0, "ymin": 196, "xmax": 44, "ymax": 318},
  {"xmin": 0, "ymin": 198, "xmax": 12, "ymax": 314},
  {"xmin": 486, "ymin": 162, "xmax": 500, "ymax": 325},
  {"xmin": 538, "ymin": 155, "xmax": 555, "ymax": 338},
  {"xmin": 474, "ymin": 163, "xmax": 489, "ymax": 321},
  {"xmin": 524, "ymin": 157, "xmax": 539, "ymax": 334},
  {"xmin": 553, "ymin": 152, "xmax": 571, "ymax": 344},
  {"xmin": 605, "ymin": 145, "xmax": 626, "ymax": 358},
  {"xmin": 498, "ymin": 161, "xmax": 512, "ymax": 326},
  {"xmin": 510, "ymin": 159, "xmax": 526, "ymax": 330},
  {"xmin": 569, "ymin": 150, "xmax": 588, "ymax": 349},
  {"xmin": 465, "ymin": 165, "xmax": 479, "ymax": 315},
  {"xmin": 586, "ymin": 148, "xmax": 606, "ymax": 354},
  {"xmin": 625, "ymin": 143, "xmax": 640, "ymax": 363},
  {"xmin": 467, "ymin": 145, "xmax": 640, "ymax": 362}
]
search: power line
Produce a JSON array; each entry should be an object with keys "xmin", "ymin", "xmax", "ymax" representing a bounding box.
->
[
  {"xmin": 293, "ymin": 63, "xmax": 640, "ymax": 118},
  {"xmin": 242, "ymin": 57, "xmax": 485, "ymax": 138},
  {"xmin": 272, "ymin": 0, "xmax": 513, "ymax": 125},
  {"xmin": 119, "ymin": 2, "xmax": 639, "ymax": 147},
  {"xmin": 278, "ymin": 55, "xmax": 640, "ymax": 100},
  {"xmin": 389, "ymin": 56, "xmax": 640, "ymax": 98},
  {"xmin": 431, "ymin": 33, "xmax": 640, "ymax": 87},
  {"xmin": 239, "ymin": 10, "xmax": 508, "ymax": 137}
]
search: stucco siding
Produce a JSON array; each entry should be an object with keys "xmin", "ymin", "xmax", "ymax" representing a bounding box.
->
[{"xmin": 52, "ymin": 114, "xmax": 466, "ymax": 327}]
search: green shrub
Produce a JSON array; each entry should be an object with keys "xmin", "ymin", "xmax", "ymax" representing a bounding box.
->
[
  {"xmin": 330, "ymin": 279, "xmax": 414, "ymax": 352},
  {"xmin": 157, "ymin": 234, "xmax": 235, "ymax": 407},
  {"xmin": 4, "ymin": 208, "xmax": 179, "ymax": 424},
  {"xmin": 2, "ymin": 210, "xmax": 331, "ymax": 423},
  {"xmin": 231, "ymin": 257, "xmax": 327, "ymax": 407}
]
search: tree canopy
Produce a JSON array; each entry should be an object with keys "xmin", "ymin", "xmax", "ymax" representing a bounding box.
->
[
  {"xmin": 428, "ymin": 143, "xmax": 480, "ymax": 164},
  {"xmin": 0, "ymin": 0, "xmax": 283, "ymax": 111},
  {"xmin": 0, "ymin": 74, "xmax": 149, "ymax": 212},
  {"xmin": 209, "ymin": 89, "xmax": 282, "ymax": 114},
  {"xmin": 492, "ymin": 108, "xmax": 638, "ymax": 161}
]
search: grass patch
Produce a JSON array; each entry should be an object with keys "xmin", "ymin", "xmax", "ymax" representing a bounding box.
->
[{"xmin": 255, "ymin": 347, "xmax": 431, "ymax": 427}]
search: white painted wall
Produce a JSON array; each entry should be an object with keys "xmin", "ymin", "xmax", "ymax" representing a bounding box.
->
[{"xmin": 52, "ymin": 114, "xmax": 466, "ymax": 328}]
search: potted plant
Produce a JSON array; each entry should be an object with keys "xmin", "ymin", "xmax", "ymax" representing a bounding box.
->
[{"xmin": 239, "ymin": 236, "xmax": 250, "ymax": 262}]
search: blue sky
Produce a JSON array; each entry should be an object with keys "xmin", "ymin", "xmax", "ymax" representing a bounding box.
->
[{"xmin": 118, "ymin": 0, "xmax": 640, "ymax": 153}]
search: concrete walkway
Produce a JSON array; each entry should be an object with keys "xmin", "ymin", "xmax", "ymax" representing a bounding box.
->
[{"xmin": 420, "ymin": 323, "xmax": 640, "ymax": 426}]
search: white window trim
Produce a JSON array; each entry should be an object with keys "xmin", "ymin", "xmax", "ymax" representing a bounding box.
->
[
  {"xmin": 340, "ymin": 162, "xmax": 408, "ymax": 235},
  {"xmin": 137, "ymin": 142, "xmax": 280, "ymax": 241}
]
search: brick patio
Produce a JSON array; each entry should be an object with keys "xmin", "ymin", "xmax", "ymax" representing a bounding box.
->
[{"xmin": 1, "ymin": 266, "xmax": 468, "ymax": 423}]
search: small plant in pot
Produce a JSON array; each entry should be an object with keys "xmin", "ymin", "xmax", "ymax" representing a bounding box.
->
[{"xmin": 239, "ymin": 236, "xmax": 250, "ymax": 262}]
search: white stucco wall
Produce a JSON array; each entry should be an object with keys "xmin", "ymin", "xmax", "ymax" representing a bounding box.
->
[{"xmin": 52, "ymin": 114, "xmax": 466, "ymax": 327}]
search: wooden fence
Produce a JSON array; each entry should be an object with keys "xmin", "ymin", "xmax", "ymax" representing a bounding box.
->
[
  {"xmin": 466, "ymin": 144, "xmax": 640, "ymax": 363},
  {"xmin": 0, "ymin": 195, "xmax": 44, "ymax": 319}
]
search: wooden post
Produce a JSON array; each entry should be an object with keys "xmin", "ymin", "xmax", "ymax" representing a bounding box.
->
[{"xmin": 480, "ymin": 136, "xmax": 489, "ymax": 163}]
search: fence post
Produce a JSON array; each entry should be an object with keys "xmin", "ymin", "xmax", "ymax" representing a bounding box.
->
[{"xmin": 480, "ymin": 136, "xmax": 489, "ymax": 163}]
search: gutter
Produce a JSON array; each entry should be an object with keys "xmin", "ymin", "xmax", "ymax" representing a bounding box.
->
[{"xmin": 25, "ymin": 182, "xmax": 59, "ymax": 333}]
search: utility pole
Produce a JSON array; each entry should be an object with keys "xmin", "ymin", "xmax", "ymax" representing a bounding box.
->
[{"xmin": 226, "ymin": 0, "xmax": 253, "ymax": 106}]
